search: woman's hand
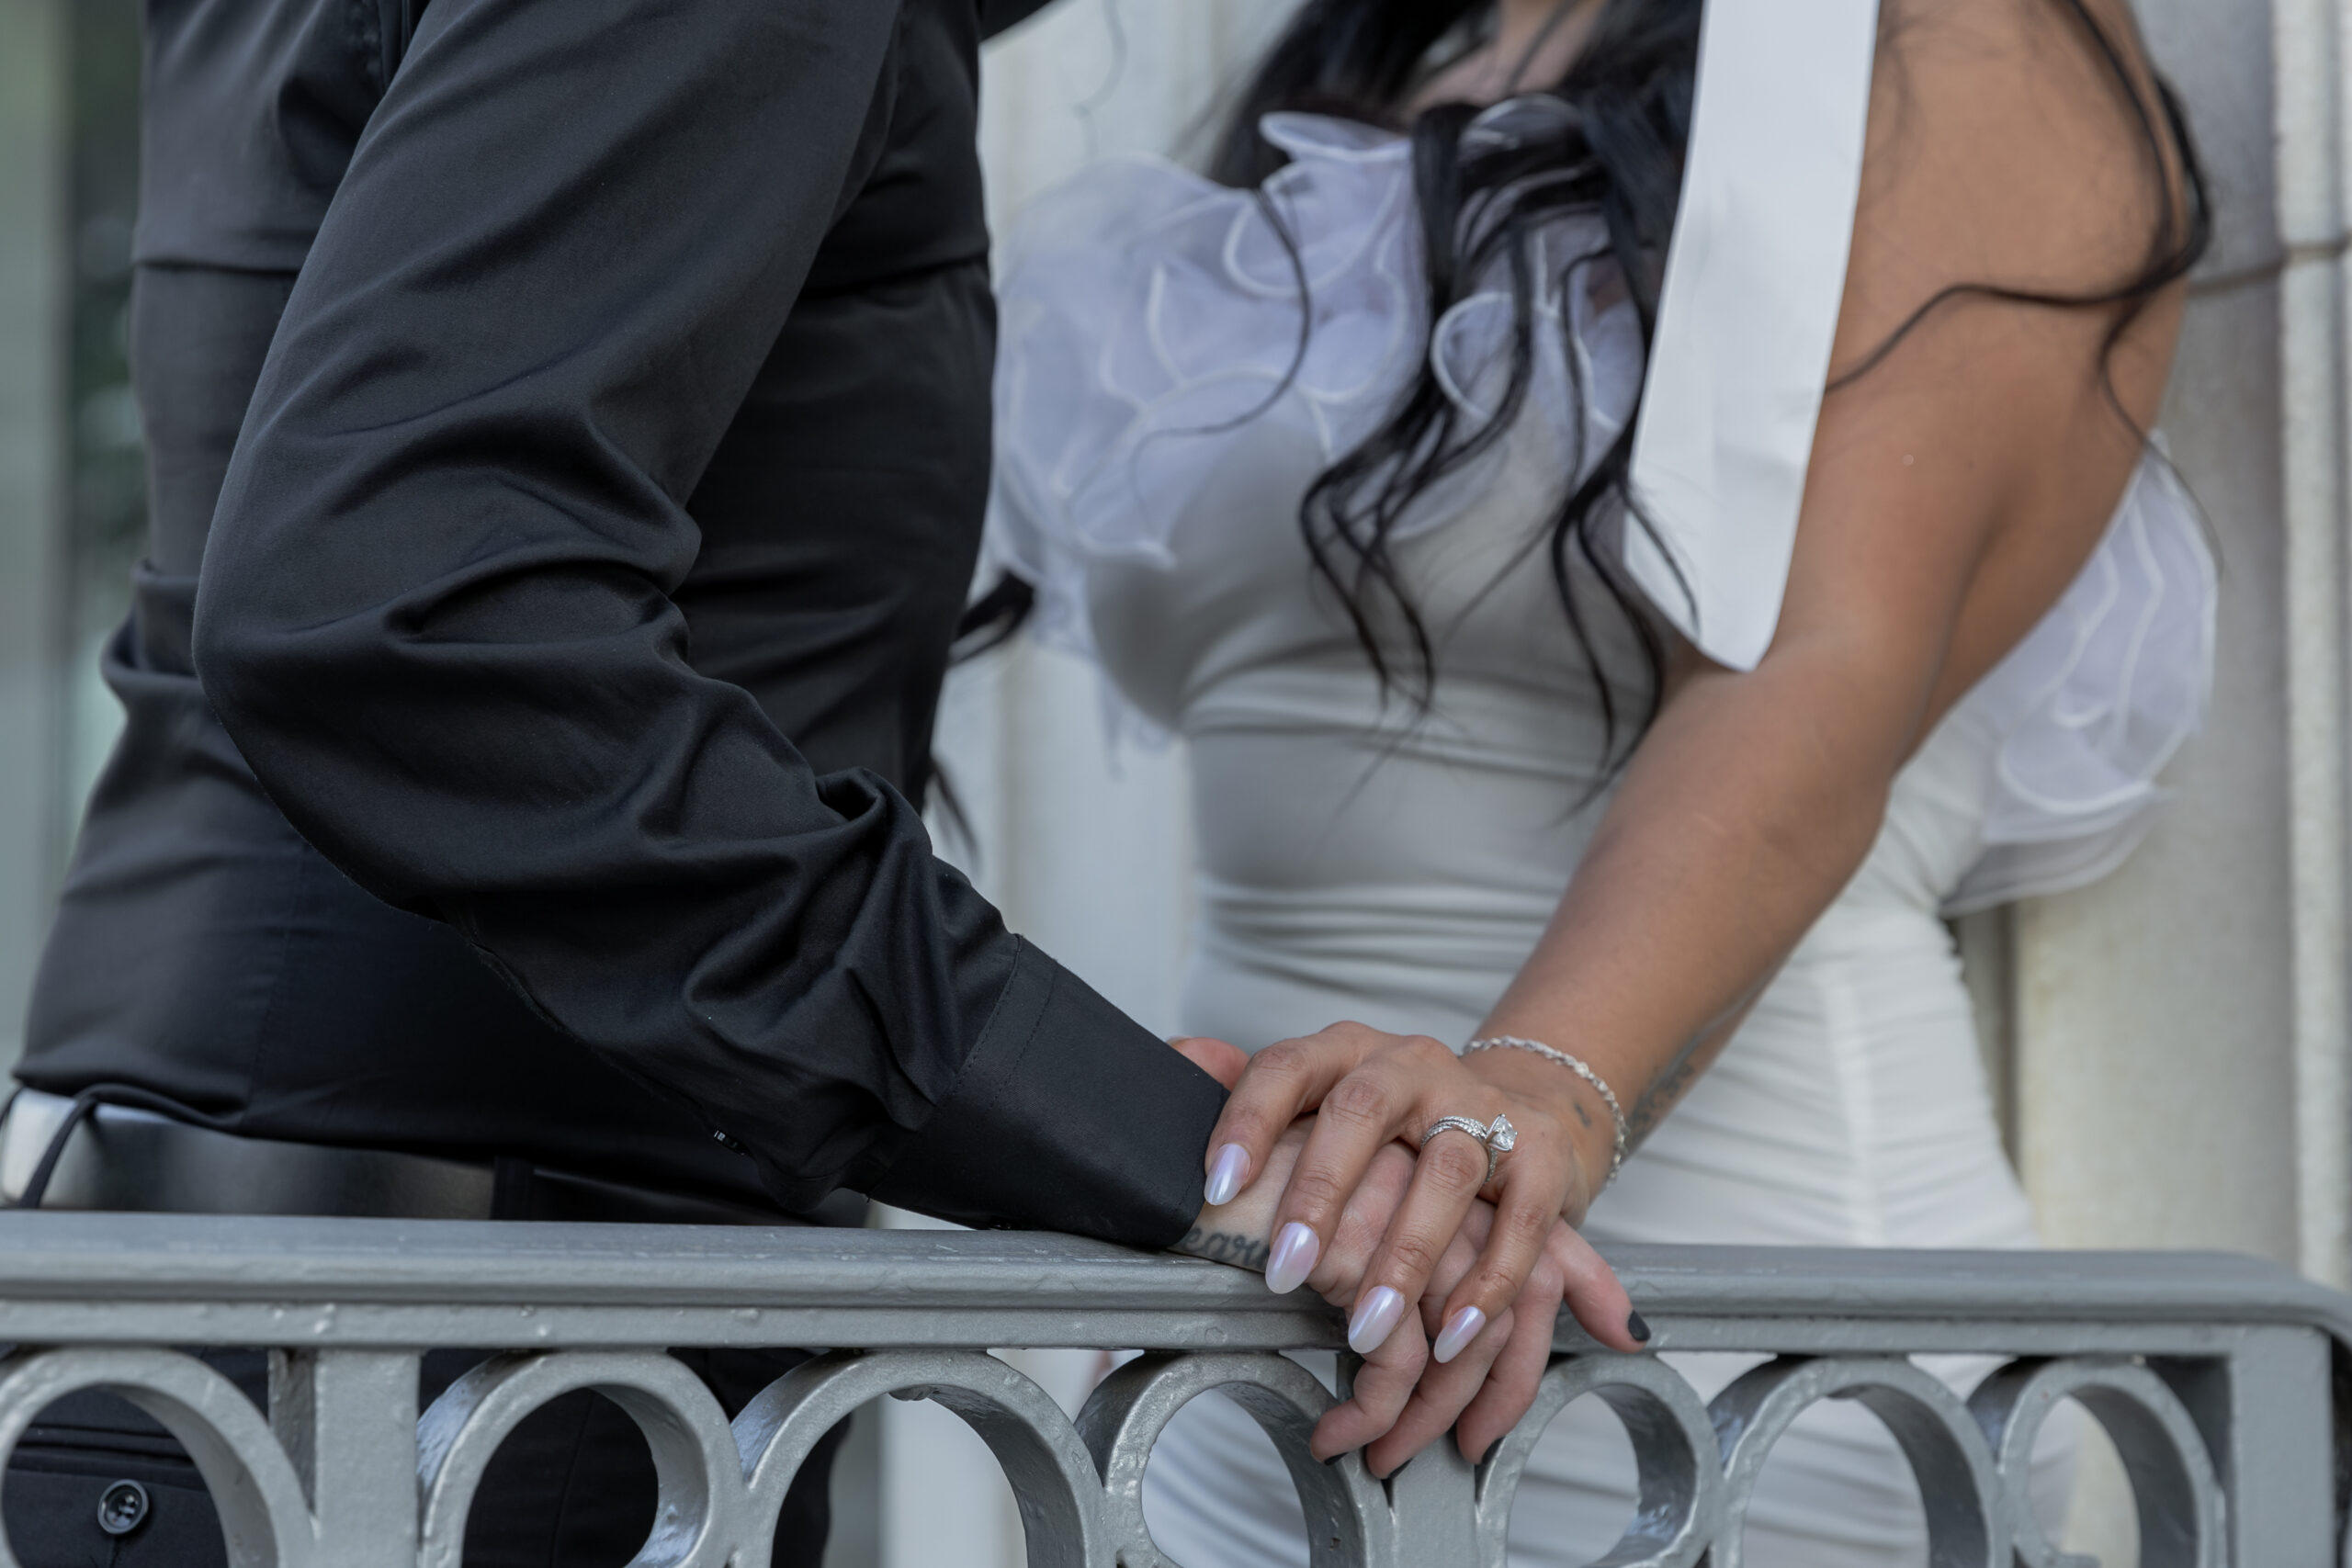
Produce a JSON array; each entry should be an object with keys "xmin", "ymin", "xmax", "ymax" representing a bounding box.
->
[
  {"xmin": 1314, "ymin": 1191, "xmax": 1638, "ymax": 1475},
  {"xmin": 1198, "ymin": 1023, "xmax": 1639, "ymax": 1374},
  {"xmin": 1351, "ymin": 1206, "xmax": 1642, "ymax": 1475},
  {"xmin": 1173, "ymin": 1037, "xmax": 1642, "ymax": 1473}
]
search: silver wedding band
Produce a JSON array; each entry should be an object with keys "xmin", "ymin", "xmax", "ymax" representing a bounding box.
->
[{"xmin": 1419, "ymin": 1112, "xmax": 1518, "ymax": 1188}]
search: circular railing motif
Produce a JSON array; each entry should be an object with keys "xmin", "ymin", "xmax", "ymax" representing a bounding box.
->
[
  {"xmin": 1076, "ymin": 1349, "xmax": 1396, "ymax": 1568},
  {"xmin": 1471, "ymin": 1351, "xmax": 1723, "ymax": 1568},
  {"xmin": 0, "ymin": 1342, "xmax": 2236, "ymax": 1568},
  {"xmin": 1708, "ymin": 1355, "xmax": 2004, "ymax": 1568},
  {"xmin": 0, "ymin": 1347, "xmax": 317, "ymax": 1568},
  {"xmin": 736, "ymin": 1348, "xmax": 1113, "ymax": 1568},
  {"xmin": 417, "ymin": 1349, "xmax": 747, "ymax": 1568},
  {"xmin": 1968, "ymin": 1356, "xmax": 2224, "ymax": 1568}
]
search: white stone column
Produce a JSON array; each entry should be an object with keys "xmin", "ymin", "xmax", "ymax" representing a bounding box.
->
[
  {"xmin": 2012, "ymin": 0, "xmax": 2304, "ymax": 1268},
  {"xmin": 2000, "ymin": 4, "xmax": 2308, "ymax": 1552},
  {"xmin": 2272, "ymin": 0, "xmax": 2352, "ymax": 1292},
  {"xmin": 0, "ymin": 0, "xmax": 70, "ymax": 1068}
]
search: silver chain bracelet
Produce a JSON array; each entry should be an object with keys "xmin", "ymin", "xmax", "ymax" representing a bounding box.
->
[{"xmin": 1464, "ymin": 1035, "xmax": 1628, "ymax": 1190}]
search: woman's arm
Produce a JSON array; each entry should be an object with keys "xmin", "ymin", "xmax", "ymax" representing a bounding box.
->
[
  {"xmin": 1473, "ymin": 0, "xmax": 2193, "ymax": 1173},
  {"xmin": 1207, "ymin": 0, "xmax": 2194, "ymax": 1394}
]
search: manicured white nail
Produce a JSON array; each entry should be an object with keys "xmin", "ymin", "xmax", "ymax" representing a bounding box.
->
[
  {"xmin": 1265, "ymin": 1223, "xmax": 1319, "ymax": 1294},
  {"xmin": 1433, "ymin": 1305, "xmax": 1487, "ymax": 1364},
  {"xmin": 1346, "ymin": 1286, "xmax": 1407, "ymax": 1354},
  {"xmin": 1204, "ymin": 1144, "xmax": 1250, "ymax": 1208}
]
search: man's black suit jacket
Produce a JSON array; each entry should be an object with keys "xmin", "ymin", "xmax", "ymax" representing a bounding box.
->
[{"xmin": 22, "ymin": 0, "xmax": 1225, "ymax": 1246}]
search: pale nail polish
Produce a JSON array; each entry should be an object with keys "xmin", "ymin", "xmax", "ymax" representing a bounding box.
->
[
  {"xmin": 1265, "ymin": 1223, "xmax": 1320, "ymax": 1294},
  {"xmin": 1204, "ymin": 1144, "xmax": 1250, "ymax": 1208},
  {"xmin": 1346, "ymin": 1286, "xmax": 1407, "ymax": 1354},
  {"xmin": 1433, "ymin": 1305, "xmax": 1487, "ymax": 1363}
]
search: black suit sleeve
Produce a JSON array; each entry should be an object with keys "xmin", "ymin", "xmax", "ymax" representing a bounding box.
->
[{"xmin": 190, "ymin": 0, "xmax": 1223, "ymax": 1247}]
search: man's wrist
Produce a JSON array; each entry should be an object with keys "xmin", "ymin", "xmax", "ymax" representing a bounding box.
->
[
  {"xmin": 1173, "ymin": 1124, "xmax": 1306, "ymax": 1273},
  {"xmin": 1175, "ymin": 1153, "xmax": 1280, "ymax": 1271},
  {"xmin": 1173, "ymin": 1214, "xmax": 1272, "ymax": 1270},
  {"xmin": 869, "ymin": 944, "xmax": 1227, "ymax": 1245}
]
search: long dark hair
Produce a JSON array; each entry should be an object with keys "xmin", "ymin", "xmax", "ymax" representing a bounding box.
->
[{"xmin": 962, "ymin": 0, "xmax": 2211, "ymax": 769}]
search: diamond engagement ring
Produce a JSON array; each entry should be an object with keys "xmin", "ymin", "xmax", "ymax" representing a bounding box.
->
[{"xmin": 1419, "ymin": 1113, "xmax": 1518, "ymax": 1188}]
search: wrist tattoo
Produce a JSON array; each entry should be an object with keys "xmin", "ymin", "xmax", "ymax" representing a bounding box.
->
[
  {"xmin": 1629, "ymin": 977, "xmax": 1773, "ymax": 1149},
  {"xmin": 1627, "ymin": 1037, "xmax": 1706, "ymax": 1149},
  {"xmin": 1176, "ymin": 1224, "xmax": 1271, "ymax": 1271}
]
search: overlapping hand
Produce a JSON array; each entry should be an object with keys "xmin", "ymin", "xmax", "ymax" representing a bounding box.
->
[{"xmin": 1171, "ymin": 1036, "xmax": 1644, "ymax": 1475}]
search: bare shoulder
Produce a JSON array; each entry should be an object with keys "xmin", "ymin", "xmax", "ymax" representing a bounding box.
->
[
  {"xmin": 1845, "ymin": 0, "xmax": 2188, "ymax": 364},
  {"xmin": 1773, "ymin": 0, "xmax": 2196, "ymax": 723}
]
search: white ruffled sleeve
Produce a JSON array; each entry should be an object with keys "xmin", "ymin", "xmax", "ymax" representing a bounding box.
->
[
  {"xmin": 1944, "ymin": 454, "xmax": 2217, "ymax": 913},
  {"xmin": 989, "ymin": 107, "xmax": 1646, "ymax": 681},
  {"xmin": 988, "ymin": 118, "xmax": 1423, "ymax": 671}
]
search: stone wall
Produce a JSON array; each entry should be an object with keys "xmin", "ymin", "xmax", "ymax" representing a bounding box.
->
[{"xmin": 2015, "ymin": 0, "xmax": 2301, "ymax": 1267}]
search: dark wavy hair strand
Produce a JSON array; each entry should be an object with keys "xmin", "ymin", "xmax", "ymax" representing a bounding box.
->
[{"xmin": 959, "ymin": 0, "xmax": 2211, "ymax": 783}]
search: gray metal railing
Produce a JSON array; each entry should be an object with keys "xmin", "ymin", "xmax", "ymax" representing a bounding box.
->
[{"xmin": 0, "ymin": 1212, "xmax": 2340, "ymax": 1567}]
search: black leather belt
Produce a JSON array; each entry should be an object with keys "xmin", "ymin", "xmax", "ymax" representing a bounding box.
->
[{"xmin": 0, "ymin": 1089, "xmax": 861, "ymax": 1227}]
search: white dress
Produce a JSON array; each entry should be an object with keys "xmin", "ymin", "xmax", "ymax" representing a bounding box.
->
[{"xmin": 989, "ymin": 107, "xmax": 2213, "ymax": 1568}]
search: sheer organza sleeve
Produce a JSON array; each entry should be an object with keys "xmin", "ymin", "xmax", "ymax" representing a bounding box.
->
[
  {"xmin": 988, "ymin": 117, "xmax": 1423, "ymax": 673},
  {"xmin": 988, "ymin": 107, "xmax": 1639, "ymax": 703},
  {"xmin": 1943, "ymin": 453, "xmax": 2215, "ymax": 913}
]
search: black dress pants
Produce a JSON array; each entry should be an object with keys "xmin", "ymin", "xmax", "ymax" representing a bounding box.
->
[{"xmin": 0, "ymin": 1347, "xmax": 842, "ymax": 1565}]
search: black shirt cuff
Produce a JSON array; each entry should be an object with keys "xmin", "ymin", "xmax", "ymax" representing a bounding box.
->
[{"xmin": 865, "ymin": 940, "xmax": 1227, "ymax": 1248}]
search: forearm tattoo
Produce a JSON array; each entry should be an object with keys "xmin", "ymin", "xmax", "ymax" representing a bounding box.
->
[
  {"xmin": 1626, "ymin": 1037, "xmax": 1705, "ymax": 1151},
  {"xmin": 1175, "ymin": 1224, "xmax": 1271, "ymax": 1271},
  {"xmin": 1626, "ymin": 972, "xmax": 1778, "ymax": 1150}
]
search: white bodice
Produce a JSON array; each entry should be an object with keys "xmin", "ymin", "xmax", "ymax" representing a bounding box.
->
[{"xmin": 989, "ymin": 110, "xmax": 2215, "ymax": 924}]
